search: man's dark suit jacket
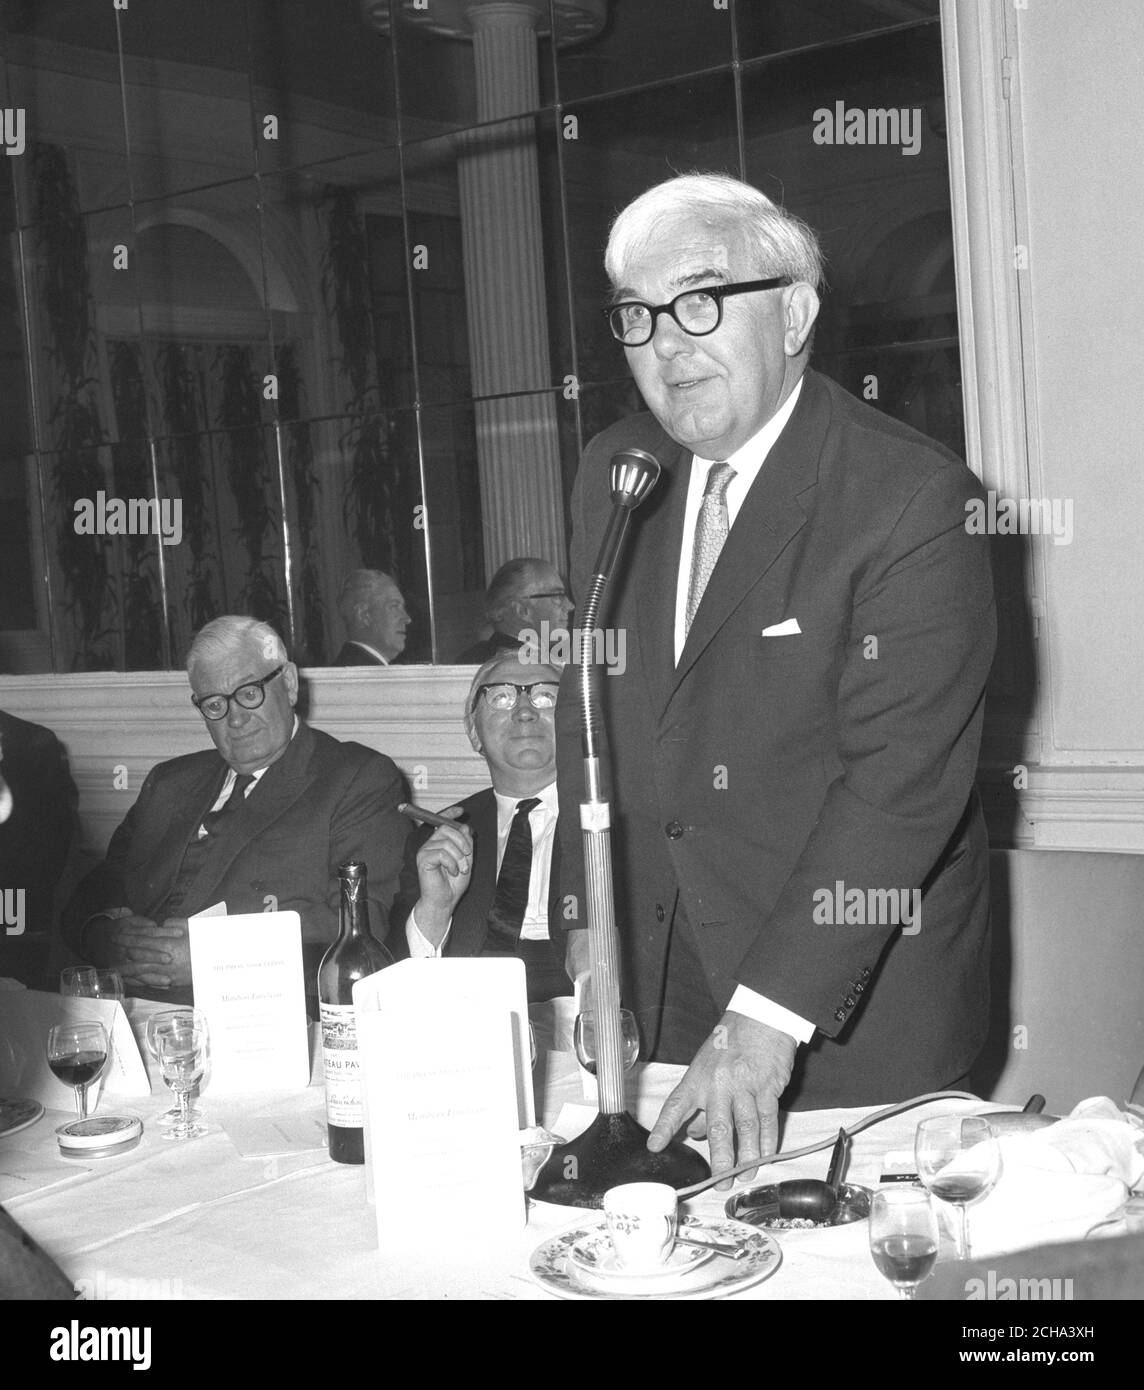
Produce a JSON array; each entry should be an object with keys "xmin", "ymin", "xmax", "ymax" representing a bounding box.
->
[
  {"xmin": 556, "ymin": 369, "xmax": 997, "ymax": 1109},
  {"xmin": 332, "ymin": 642, "xmax": 386, "ymax": 666},
  {"xmin": 0, "ymin": 710, "xmax": 77, "ymax": 987},
  {"xmin": 62, "ymin": 722, "xmax": 406, "ymax": 1004},
  {"xmin": 388, "ymin": 787, "xmax": 564, "ymax": 974},
  {"xmin": 455, "ymin": 631, "xmax": 522, "ymax": 665}
]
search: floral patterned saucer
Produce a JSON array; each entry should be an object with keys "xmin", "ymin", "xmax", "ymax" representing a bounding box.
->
[{"xmin": 529, "ymin": 1215, "xmax": 781, "ymax": 1300}]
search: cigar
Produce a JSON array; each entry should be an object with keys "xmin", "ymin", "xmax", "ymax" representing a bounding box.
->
[{"xmin": 398, "ymin": 802, "xmax": 461, "ymax": 829}]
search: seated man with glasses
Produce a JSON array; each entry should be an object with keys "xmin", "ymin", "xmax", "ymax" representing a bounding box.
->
[
  {"xmin": 62, "ymin": 616, "xmax": 406, "ymax": 1006},
  {"xmin": 388, "ymin": 654, "xmax": 583, "ymax": 1003}
]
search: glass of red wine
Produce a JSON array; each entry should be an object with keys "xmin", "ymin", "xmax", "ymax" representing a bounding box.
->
[
  {"xmin": 869, "ymin": 1188, "xmax": 939, "ymax": 1299},
  {"xmin": 573, "ymin": 1008, "xmax": 640, "ymax": 1075},
  {"xmin": 915, "ymin": 1114, "xmax": 1002, "ymax": 1260},
  {"xmin": 47, "ymin": 1021, "xmax": 109, "ymax": 1120}
]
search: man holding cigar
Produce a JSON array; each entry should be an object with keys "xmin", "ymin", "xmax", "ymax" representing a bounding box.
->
[
  {"xmin": 390, "ymin": 654, "xmax": 582, "ymax": 1002},
  {"xmin": 557, "ymin": 173, "xmax": 995, "ymax": 1182}
]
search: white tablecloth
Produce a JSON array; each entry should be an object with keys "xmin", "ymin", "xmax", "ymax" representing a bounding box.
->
[{"xmin": 0, "ymin": 1001, "xmax": 1107, "ymax": 1301}]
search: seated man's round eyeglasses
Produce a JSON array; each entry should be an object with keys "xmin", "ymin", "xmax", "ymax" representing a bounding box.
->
[
  {"xmin": 476, "ymin": 682, "xmax": 559, "ymax": 712},
  {"xmin": 604, "ymin": 277, "xmax": 791, "ymax": 347},
  {"xmin": 192, "ymin": 665, "xmax": 285, "ymax": 721}
]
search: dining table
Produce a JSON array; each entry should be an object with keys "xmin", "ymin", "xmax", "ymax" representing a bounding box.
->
[{"xmin": 0, "ymin": 997, "xmax": 1134, "ymax": 1306}]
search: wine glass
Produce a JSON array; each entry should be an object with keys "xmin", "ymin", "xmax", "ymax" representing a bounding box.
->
[
  {"xmin": 146, "ymin": 1008, "xmax": 207, "ymax": 1129},
  {"xmin": 152, "ymin": 1013, "xmax": 209, "ymax": 1141},
  {"xmin": 46, "ymin": 1022, "xmax": 109, "ymax": 1120},
  {"xmin": 869, "ymin": 1188, "xmax": 940, "ymax": 1299},
  {"xmin": 574, "ymin": 1008, "xmax": 640, "ymax": 1075},
  {"xmin": 60, "ymin": 967, "xmax": 124, "ymax": 1002},
  {"xmin": 915, "ymin": 1115, "xmax": 1002, "ymax": 1260}
]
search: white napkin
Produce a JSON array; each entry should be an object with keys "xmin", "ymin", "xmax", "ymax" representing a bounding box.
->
[{"xmin": 955, "ymin": 1097, "xmax": 1144, "ymax": 1256}]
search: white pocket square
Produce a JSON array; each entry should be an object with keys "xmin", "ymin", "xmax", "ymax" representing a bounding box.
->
[{"xmin": 761, "ymin": 618, "xmax": 801, "ymax": 637}]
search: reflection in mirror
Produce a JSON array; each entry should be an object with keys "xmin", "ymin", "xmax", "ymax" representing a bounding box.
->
[{"xmin": 0, "ymin": 0, "xmax": 965, "ymax": 674}]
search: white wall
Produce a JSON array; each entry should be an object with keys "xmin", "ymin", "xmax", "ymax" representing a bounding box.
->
[{"xmin": 1017, "ymin": 0, "xmax": 1144, "ymax": 760}]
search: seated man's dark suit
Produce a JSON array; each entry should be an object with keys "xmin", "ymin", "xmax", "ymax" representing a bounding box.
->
[
  {"xmin": 332, "ymin": 643, "xmax": 386, "ymax": 666},
  {"xmin": 388, "ymin": 787, "xmax": 568, "ymax": 999},
  {"xmin": 455, "ymin": 632, "xmax": 522, "ymax": 665},
  {"xmin": 0, "ymin": 710, "xmax": 77, "ymax": 987},
  {"xmin": 62, "ymin": 722, "xmax": 405, "ymax": 1005}
]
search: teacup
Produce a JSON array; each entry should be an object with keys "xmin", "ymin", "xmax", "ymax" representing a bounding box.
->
[{"xmin": 602, "ymin": 1182, "xmax": 678, "ymax": 1272}]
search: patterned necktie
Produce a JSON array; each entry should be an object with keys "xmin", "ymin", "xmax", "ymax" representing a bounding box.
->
[
  {"xmin": 685, "ymin": 461, "xmax": 736, "ymax": 635},
  {"xmin": 485, "ymin": 797, "xmax": 541, "ymax": 949},
  {"xmin": 201, "ymin": 772, "xmax": 255, "ymax": 837}
]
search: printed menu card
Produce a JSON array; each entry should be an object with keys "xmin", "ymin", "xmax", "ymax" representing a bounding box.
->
[
  {"xmin": 355, "ymin": 958, "xmax": 531, "ymax": 1250},
  {"xmin": 188, "ymin": 909, "xmax": 309, "ymax": 1093}
]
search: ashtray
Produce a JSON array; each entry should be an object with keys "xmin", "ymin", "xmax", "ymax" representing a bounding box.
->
[
  {"xmin": 56, "ymin": 1115, "xmax": 143, "ymax": 1160},
  {"xmin": 724, "ymin": 1181, "xmax": 872, "ymax": 1230}
]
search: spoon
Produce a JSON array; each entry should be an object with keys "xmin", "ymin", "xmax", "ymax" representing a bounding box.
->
[{"xmin": 674, "ymin": 1231, "xmax": 749, "ymax": 1261}]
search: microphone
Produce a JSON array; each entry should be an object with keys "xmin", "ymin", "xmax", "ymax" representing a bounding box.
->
[{"xmin": 591, "ymin": 448, "xmax": 661, "ymax": 585}]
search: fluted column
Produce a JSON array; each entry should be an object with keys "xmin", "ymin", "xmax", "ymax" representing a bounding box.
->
[{"xmin": 455, "ymin": 1, "xmax": 565, "ymax": 575}]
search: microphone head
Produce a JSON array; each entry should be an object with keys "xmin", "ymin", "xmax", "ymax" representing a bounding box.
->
[{"xmin": 609, "ymin": 448, "xmax": 661, "ymax": 510}]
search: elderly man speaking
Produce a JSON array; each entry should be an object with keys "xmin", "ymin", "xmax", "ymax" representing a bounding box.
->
[
  {"xmin": 390, "ymin": 654, "xmax": 582, "ymax": 1003},
  {"xmin": 556, "ymin": 173, "xmax": 996, "ymax": 1184},
  {"xmin": 63, "ymin": 616, "xmax": 406, "ymax": 1005}
]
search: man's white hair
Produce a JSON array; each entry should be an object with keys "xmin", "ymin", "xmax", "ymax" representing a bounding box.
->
[
  {"xmin": 186, "ymin": 616, "xmax": 288, "ymax": 678},
  {"xmin": 605, "ymin": 172, "xmax": 823, "ymax": 293}
]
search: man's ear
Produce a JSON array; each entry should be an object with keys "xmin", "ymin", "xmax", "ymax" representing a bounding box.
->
[
  {"xmin": 783, "ymin": 283, "xmax": 820, "ymax": 357},
  {"xmin": 284, "ymin": 662, "xmax": 300, "ymax": 705}
]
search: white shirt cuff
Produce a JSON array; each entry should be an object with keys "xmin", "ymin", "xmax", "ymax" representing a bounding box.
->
[
  {"xmin": 406, "ymin": 906, "xmax": 450, "ymax": 958},
  {"xmin": 727, "ymin": 985, "xmax": 816, "ymax": 1045}
]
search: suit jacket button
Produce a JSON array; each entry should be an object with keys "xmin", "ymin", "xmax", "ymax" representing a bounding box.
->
[
  {"xmin": 834, "ymin": 1008, "xmax": 847, "ymax": 1022},
  {"xmin": 655, "ymin": 904, "xmax": 665, "ymax": 922},
  {"xmin": 859, "ymin": 966, "xmax": 871, "ymax": 979},
  {"xmin": 853, "ymin": 981, "xmax": 864, "ymax": 994},
  {"xmin": 844, "ymin": 994, "xmax": 856, "ymax": 1008},
  {"xmin": 665, "ymin": 821, "xmax": 684, "ymax": 839}
]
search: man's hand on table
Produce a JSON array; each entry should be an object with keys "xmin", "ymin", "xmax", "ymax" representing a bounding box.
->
[
  {"xmin": 647, "ymin": 1012, "xmax": 798, "ymax": 1189},
  {"xmin": 84, "ymin": 912, "xmax": 192, "ymax": 991}
]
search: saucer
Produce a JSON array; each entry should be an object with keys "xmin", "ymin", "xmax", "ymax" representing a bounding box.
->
[
  {"xmin": 568, "ymin": 1230, "xmax": 714, "ymax": 1292},
  {"xmin": 0, "ymin": 1097, "xmax": 44, "ymax": 1139},
  {"xmin": 530, "ymin": 1216, "xmax": 781, "ymax": 1300}
]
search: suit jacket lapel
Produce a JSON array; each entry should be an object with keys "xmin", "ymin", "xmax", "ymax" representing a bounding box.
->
[{"xmin": 670, "ymin": 372, "xmax": 828, "ymax": 696}]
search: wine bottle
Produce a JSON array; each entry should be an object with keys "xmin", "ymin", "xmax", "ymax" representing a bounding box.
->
[{"xmin": 318, "ymin": 861, "xmax": 394, "ymax": 1164}]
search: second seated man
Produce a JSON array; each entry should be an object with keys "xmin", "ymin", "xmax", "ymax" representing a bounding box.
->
[{"xmin": 389, "ymin": 654, "xmax": 580, "ymax": 1004}]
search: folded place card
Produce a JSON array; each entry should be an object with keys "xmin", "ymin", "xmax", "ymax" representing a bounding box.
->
[
  {"xmin": 0, "ymin": 990, "xmax": 149, "ymax": 1109},
  {"xmin": 354, "ymin": 958, "xmax": 531, "ymax": 1250},
  {"xmin": 188, "ymin": 909, "xmax": 309, "ymax": 1094}
]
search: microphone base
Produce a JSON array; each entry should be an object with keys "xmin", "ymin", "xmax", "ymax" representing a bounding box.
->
[{"xmin": 529, "ymin": 1110, "xmax": 710, "ymax": 1209}]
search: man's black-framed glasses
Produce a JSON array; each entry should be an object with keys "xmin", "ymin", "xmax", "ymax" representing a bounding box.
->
[
  {"xmin": 604, "ymin": 277, "xmax": 791, "ymax": 347},
  {"xmin": 475, "ymin": 682, "xmax": 559, "ymax": 712},
  {"xmin": 192, "ymin": 665, "xmax": 285, "ymax": 721}
]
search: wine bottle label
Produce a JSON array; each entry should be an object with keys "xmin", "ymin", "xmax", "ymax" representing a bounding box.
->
[{"xmin": 320, "ymin": 1003, "xmax": 363, "ymax": 1130}]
